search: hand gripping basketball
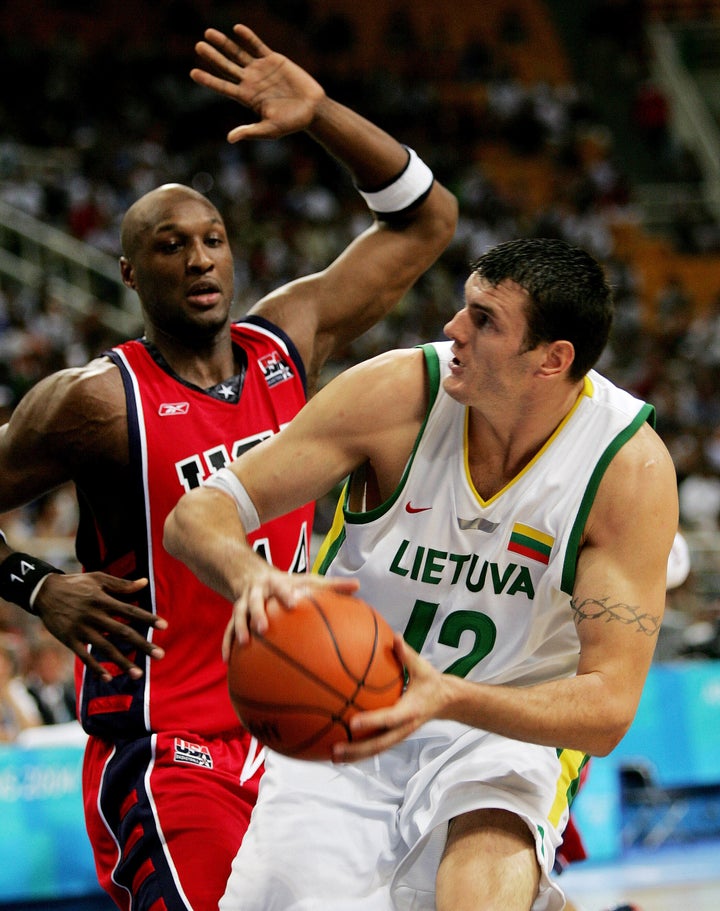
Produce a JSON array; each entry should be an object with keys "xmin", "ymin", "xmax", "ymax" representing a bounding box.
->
[{"xmin": 227, "ymin": 590, "xmax": 404, "ymax": 760}]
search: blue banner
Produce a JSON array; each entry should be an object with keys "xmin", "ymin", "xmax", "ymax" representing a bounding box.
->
[{"xmin": 0, "ymin": 730, "xmax": 102, "ymax": 903}]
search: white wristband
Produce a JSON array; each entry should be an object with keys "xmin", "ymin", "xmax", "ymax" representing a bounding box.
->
[
  {"xmin": 204, "ymin": 468, "xmax": 260, "ymax": 533},
  {"xmin": 357, "ymin": 147, "xmax": 434, "ymax": 215}
]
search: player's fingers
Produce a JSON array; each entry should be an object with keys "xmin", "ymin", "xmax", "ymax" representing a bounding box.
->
[
  {"xmin": 72, "ymin": 647, "xmax": 114, "ymax": 682},
  {"xmin": 226, "ymin": 122, "xmax": 286, "ymax": 144},
  {"xmin": 75, "ymin": 633, "xmax": 146, "ymax": 680},
  {"xmin": 333, "ymin": 721, "xmax": 413, "ymax": 763},
  {"xmin": 319, "ymin": 576, "xmax": 360, "ymax": 595},
  {"xmin": 201, "ymin": 28, "xmax": 255, "ymax": 67},
  {"xmin": 193, "ymin": 43, "xmax": 244, "ymax": 83},
  {"xmin": 95, "ymin": 596, "xmax": 167, "ymax": 630},
  {"xmin": 247, "ymin": 585, "xmax": 272, "ymax": 635},
  {"xmin": 231, "ymin": 593, "xmax": 254, "ymax": 645},
  {"xmin": 232, "ymin": 24, "xmax": 274, "ymax": 59},
  {"xmin": 82, "ymin": 612, "xmax": 165, "ymax": 657},
  {"xmin": 95, "ymin": 575, "xmax": 148, "ymax": 594},
  {"xmin": 190, "ymin": 68, "xmax": 243, "ymax": 101},
  {"xmin": 222, "ymin": 618, "xmax": 236, "ymax": 662},
  {"xmin": 392, "ymin": 632, "xmax": 413, "ymax": 666}
]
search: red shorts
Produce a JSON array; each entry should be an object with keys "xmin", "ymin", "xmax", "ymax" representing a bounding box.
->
[{"xmin": 83, "ymin": 729, "xmax": 263, "ymax": 911}]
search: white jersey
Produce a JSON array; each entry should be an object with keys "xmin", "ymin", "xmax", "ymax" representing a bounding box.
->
[
  {"xmin": 223, "ymin": 343, "xmax": 655, "ymax": 911},
  {"xmin": 315, "ymin": 341, "xmax": 654, "ymax": 692}
]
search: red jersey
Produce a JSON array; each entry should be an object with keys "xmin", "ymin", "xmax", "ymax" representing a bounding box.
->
[{"xmin": 76, "ymin": 316, "xmax": 313, "ymax": 738}]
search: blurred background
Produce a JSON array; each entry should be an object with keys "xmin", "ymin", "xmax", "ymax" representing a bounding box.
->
[{"xmin": 0, "ymin": 1, "xmax": 719, "ymax": 908}]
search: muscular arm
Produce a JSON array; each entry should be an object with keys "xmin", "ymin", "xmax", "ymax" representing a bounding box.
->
[
  {"xmin": 0, "ymin": 363, "xmax": 165, "ymax": 679},
  {"xmin": 341, "ymin": 422, "xmax": 680, "ymax": 761},
  {"xmin": 190, "ymin": 24, "xmax": 458, "ymax": 391},
  {"xmin": 164, "ymin": 349, "xmax": 428, "ymax": 642}
]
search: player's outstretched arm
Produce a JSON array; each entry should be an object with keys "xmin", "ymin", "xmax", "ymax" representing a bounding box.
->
[{"xmin": 191, "ymin": 23, "xmax": 458, "ymax": 391}]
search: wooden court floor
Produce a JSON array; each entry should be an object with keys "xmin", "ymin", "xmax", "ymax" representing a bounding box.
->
[{"xmin": 556, "ymin": 837, "xmax": 720, "ymax": 910}]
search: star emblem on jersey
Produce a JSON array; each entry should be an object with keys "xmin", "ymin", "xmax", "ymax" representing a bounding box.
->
[
  {"xmin": 217, "ymin": 383, "xmax": 235, "ymax": 399},
  {"xmin": 405, "ymin": 502, "xmax": 432, "ymax": 514}
]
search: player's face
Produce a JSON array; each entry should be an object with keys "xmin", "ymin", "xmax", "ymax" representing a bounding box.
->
[
  {"xmin": 123, "ymin": 195, "xmax": 235, "ymax": 344},
  {"xmin": 442, "ymin": 273, "xmax": 541, "ymax": 407}
]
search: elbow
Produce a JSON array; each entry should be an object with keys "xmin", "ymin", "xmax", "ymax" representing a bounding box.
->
[
  {"xmin": 398, "ymin": 183, "xmax": 457, "ymax": 252},
  {"xmin": 162, "ymin": 507, "xmax": 181, "ymax": 559},
  {"xmin": 163, "ymin": 494, "xmax": 194, "ymax": 560},
  {"xmin": 427, "ymin": 185, "xmax": 458, "ymax": 249},
  {"xmin": 586, "ymin": 713, "xmax": 635, "ymax": 758}
]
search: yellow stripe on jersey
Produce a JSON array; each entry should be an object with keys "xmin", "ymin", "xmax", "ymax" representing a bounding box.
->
[
  {"xmin": 550, "ymin": 748, "xmax": 588, "ymax": 827},
  {"xmin": 463, "ymin": 376, "xmax": 592, "ymax": 507},
  {"xmin": 312, "ymin": 481, "xmax": 349, "ymax": 574}
]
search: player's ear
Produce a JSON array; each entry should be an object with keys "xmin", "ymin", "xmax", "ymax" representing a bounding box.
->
[
  {"xmin": 119, "ymin": 256, "xmax": 137, "ymax": 290},
  {"xmin": 538, "ymin": 340, "xmax": 574, "ymax": 378}
]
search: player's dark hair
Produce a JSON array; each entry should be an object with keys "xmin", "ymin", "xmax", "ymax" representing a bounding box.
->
[{"xmin": 470, "ymin": 238, "xmax": 614, "ymax": 381}]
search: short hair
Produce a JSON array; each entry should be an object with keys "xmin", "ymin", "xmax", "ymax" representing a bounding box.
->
[{"xmin": 470, "ymin": 238, "xmax": 614, "ymax": 381}]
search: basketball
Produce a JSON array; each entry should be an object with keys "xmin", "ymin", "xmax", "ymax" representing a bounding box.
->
[{"xmin": 227, "ymin": 590, "xmax": 405, "ymax": 760}]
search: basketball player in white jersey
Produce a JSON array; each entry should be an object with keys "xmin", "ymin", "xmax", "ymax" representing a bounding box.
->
[{"xmin": 165, "ymin": 237, "xmax": 679, "ymax": 911}]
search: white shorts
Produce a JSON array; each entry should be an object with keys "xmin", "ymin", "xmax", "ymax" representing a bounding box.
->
[{"xmin": 220, "ymin": 722, "xmax": 570, "ymax": 911}]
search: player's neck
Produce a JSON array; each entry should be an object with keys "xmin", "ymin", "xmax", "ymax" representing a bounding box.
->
[
  {"xmin": 148, "ymin": 327, "xmax": 239, "ymax": 389},
  {"xmin": 466, "ymin": 381, "xmax": 584, "ymax": 496}
]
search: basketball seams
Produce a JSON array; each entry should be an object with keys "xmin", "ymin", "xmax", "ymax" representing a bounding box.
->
[
  {"xmin": 309, "ymin": 594, "xmax": 396, "ymax": 695},
  {"xmin": 227, "ymin": 591, "xmax": 404, "ymax": 759}
]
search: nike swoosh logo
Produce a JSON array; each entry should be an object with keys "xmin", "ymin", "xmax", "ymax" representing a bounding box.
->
[{"xmin": 405, "ymin": 502, "xmax": 432, "ymax": 514}]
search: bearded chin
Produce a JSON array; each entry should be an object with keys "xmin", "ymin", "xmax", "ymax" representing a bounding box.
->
[{"xmin": 173, "ymin": 310, "xmax": 229, "ymax": 345}]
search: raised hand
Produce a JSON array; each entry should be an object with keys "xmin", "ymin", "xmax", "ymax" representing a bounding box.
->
[{"xmin": 191, "ymin": 24, "xmax": 326, "ymax": 142}]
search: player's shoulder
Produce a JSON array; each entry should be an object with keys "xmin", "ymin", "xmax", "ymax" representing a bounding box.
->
[
  {"xmin": 601, "ymin": 417, "xmax": 678, "ymax": 513},
  {"xmin": 20, "ymin": 356, "xmax": 123, "ymax": 419},
  {"xmin": 336, "ymin": 346, "xmax": 427, "ymax": 396},
  {"xmin": 618, "ymin": 417, "xmax": 674, "ymax": 470},
  {"xmin": 316, "ymin": 346, "xmax": 429, "ymax": 434}
]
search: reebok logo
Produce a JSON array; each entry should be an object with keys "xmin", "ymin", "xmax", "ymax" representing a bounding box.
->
[
  {"xmin": 159, "ymin": 402, "xmax": 190, "ymax": 416},
  {"xmin": 405, "ymin": 502, "xmax": 431, "ymax": 514}
]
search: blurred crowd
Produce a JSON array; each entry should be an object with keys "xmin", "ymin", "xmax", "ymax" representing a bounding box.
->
[{"xmin": 1, "ymin": 0, "xmax": 719, "ymax": 739}]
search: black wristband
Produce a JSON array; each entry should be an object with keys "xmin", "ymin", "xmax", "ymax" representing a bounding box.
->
[{"xmin": 0, "ymin": 552, "xmax": 64, "ymax": 615}]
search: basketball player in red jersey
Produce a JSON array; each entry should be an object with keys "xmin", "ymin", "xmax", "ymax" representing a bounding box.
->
[{"xmin": 0, "ymin": 23, "xmax": 457, "ymax": 911}]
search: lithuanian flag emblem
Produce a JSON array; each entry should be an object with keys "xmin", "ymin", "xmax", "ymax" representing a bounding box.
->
[{"xmin": 507, "ymin": 523, "xmax": 553, "ymax": 564}]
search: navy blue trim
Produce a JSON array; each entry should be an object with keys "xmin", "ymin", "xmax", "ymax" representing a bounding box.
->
[
  {"xmin": 100, "ymin": 738, "xmax": 192, "ymax": 911},
  {"xmin": 103, "ymin": 349, "xmax": 151, "ymax": 585}
]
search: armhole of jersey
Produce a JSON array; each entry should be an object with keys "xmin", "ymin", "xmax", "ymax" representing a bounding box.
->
[
  {"xmin": 339, "ymin": 343, "xmax": 443, "ymax": 528},
  {"xmin": 103, "ymin": 347, "xmax": 151, "ymax": 581},
  {"xmin": 312, "ymin": 481, "xmax": 349, "ymax": 575},
  {"xmin": 314, "ymin": 345, "xmax": 442, "ymax": 575},
  {"xmin": 560, "ymin": 403, "xmax": 656, "ymax": 594},
  {"xmin": 239, "ymin": 314, "xmax": 308, "ymax": 396}
]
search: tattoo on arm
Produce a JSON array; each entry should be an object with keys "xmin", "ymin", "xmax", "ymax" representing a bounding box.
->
[{"xmin": 570, "ymin": 596, "xmax": 661, "ymax": 637}]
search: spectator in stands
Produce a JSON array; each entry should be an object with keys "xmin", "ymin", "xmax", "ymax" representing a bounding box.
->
[
  {"xmin": 24, "ymin": 635, "xmax": 77, "ymax": 725},
  {"xmin": 0, "ymin": 634, "xmax": 41, "ymax": 741},
  {"xmin": 678, "ymin": 438, "xmax": 720, "ymax": 531}
]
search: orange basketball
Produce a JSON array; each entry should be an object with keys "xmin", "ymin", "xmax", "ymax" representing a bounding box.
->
[{"xmin": 227, "ymin": 590, "xmax": 404, "ymax": 760}]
